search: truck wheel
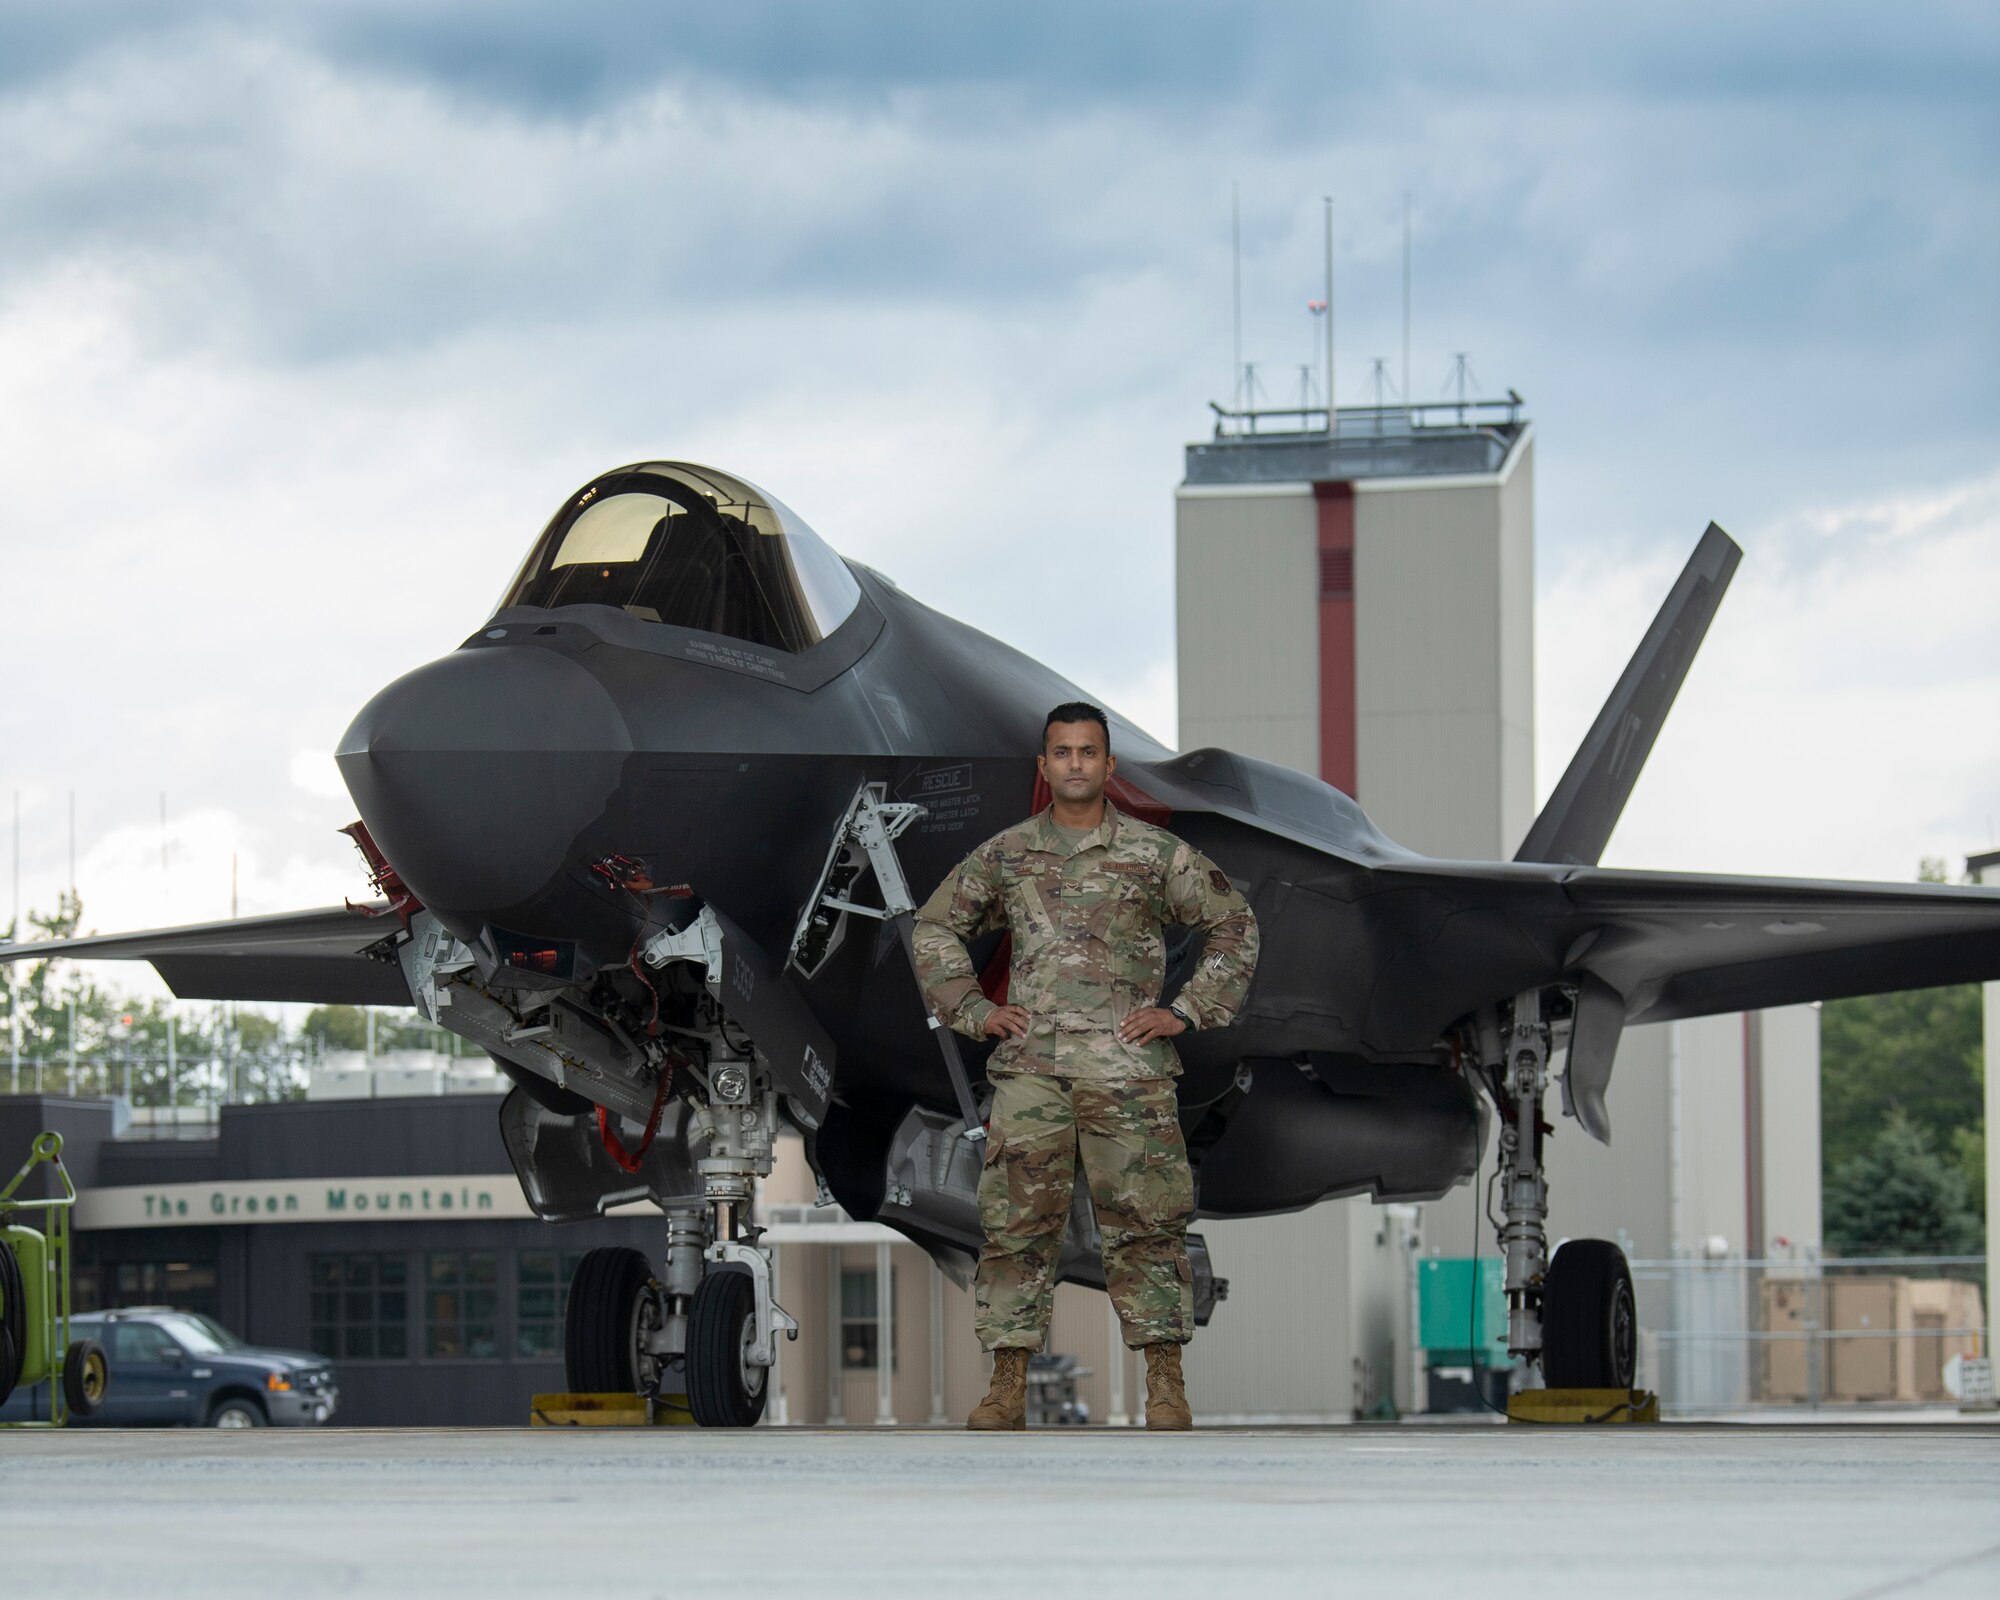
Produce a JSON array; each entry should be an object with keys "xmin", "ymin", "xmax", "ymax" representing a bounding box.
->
[
  {"xmin": 210, "ymin": 1397, "xmax": 266, "ymax": 1428},
  {"xmin": 1542, "ymin": 1239, "xmax": 1637, "ymax": 1389},
  {"xmin": 564, "ymin": 1247, "xmax": 664, "ymax": 1395},
  {"xmin": 63, "ymin": 1339, "xmax": 109, "ymax": 1418},
  {"xmin": 686, "ymin": 1266, "xmax": 766, "ymax": 1428}
]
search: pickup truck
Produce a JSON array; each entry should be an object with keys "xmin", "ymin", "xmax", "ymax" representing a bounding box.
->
[{"xmin": 0, "ymin": 1306, "xmax": 338, "ymax": 1427}]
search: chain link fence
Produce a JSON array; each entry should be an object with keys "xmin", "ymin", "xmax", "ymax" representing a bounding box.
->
[
  {"xmin": 4, "ymin": 1043, "xmax": 491, "ymax": 1136},
  {"xmin": 1629, "ymin": 1255, "xmax": 1988, "ymax": 1414}
]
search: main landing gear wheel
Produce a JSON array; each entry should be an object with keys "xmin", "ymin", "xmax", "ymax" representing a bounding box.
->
[
  {"xmin": 1542, "ymin": 1238, "xmax": 1637, "ymax": 1389},
  {"xmin": 565, "ymin": 1247, "xmax": 666, "ymax": 1396},
  {"xmin": 686, "ymin": 1266, "xmax": 766, "ymax": 1428},
  {"xmin": 64, "ymin": 1338, "xmax": 109, "ymax": 1418}
]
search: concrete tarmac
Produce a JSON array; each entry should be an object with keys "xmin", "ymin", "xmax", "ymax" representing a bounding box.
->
[{"xmin": 3, "ymin": 1425, "xmax": 1997, "ymax": 1598}]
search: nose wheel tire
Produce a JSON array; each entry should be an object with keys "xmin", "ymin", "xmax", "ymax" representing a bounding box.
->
[
  {"xmin": 686, "ymin": 1266, "xmax": 767, "ymax": 1428},
  {"xmin": 1541, "ymin": 1238, "xmax": 1637, "ymax": 1389},
  {"xmin": 565, "ymin": 1246, "xmax": 666, "ymax": 1396}
]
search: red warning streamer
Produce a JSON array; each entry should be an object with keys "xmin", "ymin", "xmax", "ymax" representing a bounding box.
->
[{"xmin": 596, "ymin": 1054, "xmax": 680, "ymax": 1175}]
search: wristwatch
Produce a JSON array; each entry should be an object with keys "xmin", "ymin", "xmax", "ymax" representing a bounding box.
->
[{"xmin": 1168, "ymin": 1004, "xmax": 1194, "ymax": 1032}]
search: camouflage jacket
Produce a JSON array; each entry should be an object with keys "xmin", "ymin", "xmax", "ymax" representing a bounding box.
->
[{"xmin": 912, "ymin": 801, "xmax": 1260, "ymax": 1080}]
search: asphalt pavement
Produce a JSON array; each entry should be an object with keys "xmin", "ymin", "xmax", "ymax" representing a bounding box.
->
[{"xmin": 2, "ymin": 1424, "xmax": 1996, "ymax": 1598}]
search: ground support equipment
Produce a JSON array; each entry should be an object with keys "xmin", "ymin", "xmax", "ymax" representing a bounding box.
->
[
  {"xmin": 1508, "ymin": 1388, "xmax": 1660, "ymax": 1424},
  {"xmin": 0, "ymin": 1131, "xmax": 107, "ymax": 1426},
  {"xmin": 529, "ymin": 1391, "xmax": 695, "ymax": 1427}
]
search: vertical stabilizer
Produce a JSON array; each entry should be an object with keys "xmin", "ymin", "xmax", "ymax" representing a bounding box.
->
[{"xmin": 1515, "ymin": 523, "xmax": 1741, "ymax": 867}]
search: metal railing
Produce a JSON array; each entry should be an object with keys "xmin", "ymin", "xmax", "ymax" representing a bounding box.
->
[
  {"xmin": 1627, "ymin": 1255, "xmax": 1989, "ymax": 1415},
  {"xmin": 1208, "ymin": 392, "xmax": 1526, "ymax": 440},
  {"xmin": 3, "ymin": 1047, "xmax": 489, "ymax": 1137}
]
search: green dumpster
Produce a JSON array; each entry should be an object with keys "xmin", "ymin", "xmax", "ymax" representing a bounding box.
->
[{"xmin": 1418, "ymin": 1256, "xmax": 1512, "ymax": 1369}]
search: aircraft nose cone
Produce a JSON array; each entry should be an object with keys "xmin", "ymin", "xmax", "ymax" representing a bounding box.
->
[{"xmin": 337, "ymin": 646, "xmax": 632, "ymax": 920}]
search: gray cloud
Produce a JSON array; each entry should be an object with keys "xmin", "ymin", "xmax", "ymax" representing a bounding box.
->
[
  {"xmin": 0, "ymin": 2, "xmax": 1995, "ymax": 942},
  {"xmin": 10, "ymin": 3, "xmax": 1997, "ymax": 117}
]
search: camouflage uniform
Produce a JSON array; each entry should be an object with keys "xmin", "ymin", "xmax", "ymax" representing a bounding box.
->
[{"xmin": 913, "ymin": 801, "xmax": 1259, "ymax": 1349}]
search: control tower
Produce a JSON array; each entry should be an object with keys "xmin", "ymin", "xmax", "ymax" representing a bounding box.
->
[
  {"xmin": 1176, "ymin": 395, "xmax": 1535, "ymax": 860},
  {"xmin": 1172, "ymin": 394, "xmax": 1818, "ymax": 1419}
]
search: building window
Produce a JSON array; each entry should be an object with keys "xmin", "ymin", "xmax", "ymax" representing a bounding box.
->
[
  {"xmin": 517, "ymin": 1250, "xmax": 587, "ymax": 1359},
  {"xmin": 309, "ymin": 1254, "xmax": 409, "ymax": 1361},
  {"xmin": 840, "ymin": 1266, "xmax": 897, "ymax": 1371},
  {"xmin": 426, "ymin": 1252, "xmax": 499, "ymax": 1359},
  {"xmin": 74, "ymin": 1257, "xmax": 220, "ymax": 1320}
]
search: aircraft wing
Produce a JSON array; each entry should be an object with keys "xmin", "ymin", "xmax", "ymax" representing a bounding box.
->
[
  {"xmin": 1550, "ymin": 867, "xmax": 2000, "ymax": 1024},
  {"xmin": 0, "ymin": 904, "xmax": 414, "ymax": 1006}
]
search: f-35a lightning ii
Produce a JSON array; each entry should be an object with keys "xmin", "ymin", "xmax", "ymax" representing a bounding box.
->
[{"xmin": 9, "ymin": 460, "xmax": 1999, "ymax": 1423}]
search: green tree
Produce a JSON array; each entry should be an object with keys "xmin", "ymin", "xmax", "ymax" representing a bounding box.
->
[
  {"xmin": 1819, "ymin": 858, "xmax": 1985, "ymax": 1251},
  {"xmin": 2, "ymin": 895, "xmax": 304, "ymax": 1105},
  {"xmin": 1824, "ymin": 1112, "xmax": 1981, "ymax": 1258},
  {"xmin": 1821, "ymin": 983, "xmax": 1983, "ymax": 1177},
  {"xmin": 2, "ymin": 893, "xmax": 124, "ymax": 1079},
  {"xmin": 301, "ymin": 1004, "xmax": 450, "ymax": 1055},
  {"xmin": 302, "ymin": 1005, "xmax": 370, "ymax": 1051}
]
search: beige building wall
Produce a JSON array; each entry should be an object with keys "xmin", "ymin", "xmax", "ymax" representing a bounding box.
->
[
  {"xmin": 1757, "ymin": 1003, "xmax": 1823, "ymax": 1259},
  {"xmin": 1174, "ymin": 484, "xmax": 1319, "ymax": 771},
  {"xmin": 1352, "ymin": 433, "xmax": 1537, "ymax": 859},
  {"xmin": 1172, "ymin": 435, "xmax": 1536, "ymax": 1418},
  {"xmin": 1181, "ymin": 1199, "xmax": 1416, "ymax": 1421}
]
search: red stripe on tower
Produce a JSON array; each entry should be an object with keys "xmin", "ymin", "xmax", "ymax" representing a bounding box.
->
[{"xmin": 1314, "ymin": 480, "xmax": 1357, "ymax": 796}]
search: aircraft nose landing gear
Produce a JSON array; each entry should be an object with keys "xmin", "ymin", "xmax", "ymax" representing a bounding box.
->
[{"xmin": 686, "ymin": 1079, "xmax": 798, "ymax": 1426}]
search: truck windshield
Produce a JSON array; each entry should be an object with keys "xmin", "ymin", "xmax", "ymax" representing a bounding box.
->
[
  {"xmin": 158, "ymin": 1312, "xmax": 243, "ymax": 1355},
  {"xmin": 500, "ymin": 463, "xmax": 861, "ymax": 653}
]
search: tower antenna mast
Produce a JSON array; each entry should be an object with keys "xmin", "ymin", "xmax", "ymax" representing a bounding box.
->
[
  {"xmin": 1401, "ymin": 191, "xmax": 1412, "ymax": 412},
  {"xmin": 1323, "ymin": 195, "xmax": 1336, "ymax": 431},
  {"xmin": 1231, "ymin": 181, "xmax": 1243, "ymax": 411}
]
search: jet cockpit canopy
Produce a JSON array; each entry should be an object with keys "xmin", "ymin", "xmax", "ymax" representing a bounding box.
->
[{"xmin": 500, "ymin": 462, "xmax": 861, "ymax": 653}]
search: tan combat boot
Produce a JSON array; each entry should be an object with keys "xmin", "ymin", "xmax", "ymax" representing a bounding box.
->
[
  {"xmin": 1143, "ymin": 1342, "xmax": 1193, "ymax": 1431},
  {"xmin": 967, "ymin": 1347, "xmax": 1030, "ymax": 1431}
]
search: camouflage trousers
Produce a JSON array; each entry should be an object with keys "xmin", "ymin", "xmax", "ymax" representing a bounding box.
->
[{"xmin": 975, "ymin": 1070, "xmax": 1196, "ymax": 1351}]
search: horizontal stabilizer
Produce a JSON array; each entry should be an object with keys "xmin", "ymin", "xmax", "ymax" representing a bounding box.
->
[{"xmin": 1516, "ymin": 522, "xmax": 1741, "ymax": 867}]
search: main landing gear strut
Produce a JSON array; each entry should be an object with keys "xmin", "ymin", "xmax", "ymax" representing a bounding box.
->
[{"xmin": 1473, "ymin": 988, "xmax": 1637, "ymax": 1392}]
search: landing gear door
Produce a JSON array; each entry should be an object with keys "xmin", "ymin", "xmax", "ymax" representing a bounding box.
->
[
  {"xmin": 688, "ymin": 906, "xmax": 836, "ymax": 1132},
  {"xmin": 498, "ymin": 1087, "xmax": 698, "ymax": 1224}
]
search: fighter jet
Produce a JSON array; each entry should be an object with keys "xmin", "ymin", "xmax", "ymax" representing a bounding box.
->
[{"xmin": 8, "ymin": 459, "xmax": 1999, "ymax": 1423}]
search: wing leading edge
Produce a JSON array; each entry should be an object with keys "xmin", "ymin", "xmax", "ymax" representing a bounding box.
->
[{"xmin": 0, "ymin": 904, "xmax": 412, "ymax": 1006}]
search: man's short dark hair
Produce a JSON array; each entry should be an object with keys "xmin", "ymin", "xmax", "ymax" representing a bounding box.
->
[{"xmin": 1043, "ymin": 701, "xmax": 1110, "ymax": 751}]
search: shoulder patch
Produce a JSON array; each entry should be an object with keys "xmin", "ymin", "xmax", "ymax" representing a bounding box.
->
[{"xmin": 1208, "ymin": 868, "xmax": 1232, "ymax": 895}]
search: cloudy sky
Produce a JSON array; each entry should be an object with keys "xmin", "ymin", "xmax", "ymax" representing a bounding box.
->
[{"xmin": 1, "ymin": 2, "xmax": 1996, "ymax": 991}]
